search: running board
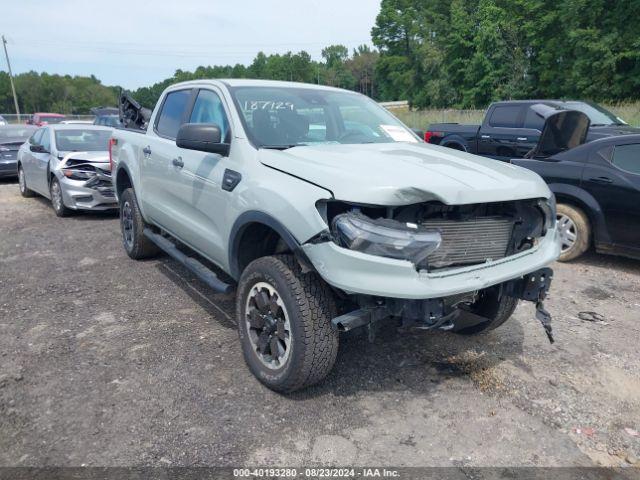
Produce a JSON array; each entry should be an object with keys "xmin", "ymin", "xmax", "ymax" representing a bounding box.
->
[{"xmin": 143, "ymin": 228, "xmax": 233, "ymax": 294}]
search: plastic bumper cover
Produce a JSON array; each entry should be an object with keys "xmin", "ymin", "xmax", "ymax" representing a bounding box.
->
[
  {"xmin": 59, "ymin": 176, "xmax": 118, "ymax": 211},
  {"xmin": 302, "ymin": 227, "xmax": 561, "ymax": 300}
]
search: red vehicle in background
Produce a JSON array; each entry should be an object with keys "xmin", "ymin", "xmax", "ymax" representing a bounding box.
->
[{"xmin": 27, "ymin": 113, "xmax": 66, "ymax": 126}]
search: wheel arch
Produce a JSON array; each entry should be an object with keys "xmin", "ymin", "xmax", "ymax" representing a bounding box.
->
[
  {"xmin": 115, "ymin": 164, "xmax": 133, "ymax": 201},
  {"xmin": 441, "ymin": 135, "xmax": 468, "ymax": 151},
  {"xmin": 549, "ymin": 183, "xmax": 609, "ymax": 244},
  {"xmin": 229, "ymin": 211, "xmax": 314, "ymax": 280}
]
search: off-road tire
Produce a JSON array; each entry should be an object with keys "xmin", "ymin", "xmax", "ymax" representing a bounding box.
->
[
  {"xmin": 18, "ymin": 165, "xmax": 34, "ymax": 198},
  {"xmin": 236, "ymin": 254, "xmax": 339, "ymax": 392},
  {"xmin": 50, "ymin": 177, "xmax": 72, "ymax": 217},
  {"xmin": 557, "ymin": 203, "xmax": 590, "ymax": 262},
  {"xmin": 453, "ymin": 288, "xmax": 519, "ymax": 335},
  {"xmin": 119, "ymin": 188, "xmax": 160, "ymax": 260}
]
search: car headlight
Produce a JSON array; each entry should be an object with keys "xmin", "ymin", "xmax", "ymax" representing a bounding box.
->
[
  {"xmin": 538, "ymin": 195, "xmax": 556, "ymax": 232},
  {"xmin": 331, "ymin": 212, "xmax": 442, "ymax": 265}
]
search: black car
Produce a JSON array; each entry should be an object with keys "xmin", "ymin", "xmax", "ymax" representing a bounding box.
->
[
  {"xmin": 512, "ymin": 125, "xmax": 640, "ymax": 262},
  {"xmin": 0, "ymin": 125, "xmax": 37, "ymax": 179},
  {"xmin": 425, "ymin": 100, "xmax": 640, "ymax": 160}
]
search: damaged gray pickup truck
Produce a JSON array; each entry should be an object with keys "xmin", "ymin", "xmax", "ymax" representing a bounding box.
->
[{"xmin": 111, "ymin": 80, "xmax": 561, "ymax": 392}]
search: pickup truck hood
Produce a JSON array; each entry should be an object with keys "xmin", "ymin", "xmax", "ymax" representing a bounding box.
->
[{"xmin": 259, "ymin": 143, "xmax": 550, "ymax": 205}]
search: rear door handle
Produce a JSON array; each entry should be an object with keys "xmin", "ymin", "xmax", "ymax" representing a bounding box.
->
[
  {"xmin": 142, "ymin": 146, "xmax": 152, "ymax": 157},
  {"xmin": 589, "ymin": 176, "xmax": 613, "ymax": 184},
  {"xmin": 517, "ymin": 137, "xmax": 528, "ymax": 141},
  {"xmin": 172, "ymin": 157, "xmax": 184, "ymax": 168},
  {"xmin": 481, "ymin": 135, "xmax": 491, "ymax": 139}
]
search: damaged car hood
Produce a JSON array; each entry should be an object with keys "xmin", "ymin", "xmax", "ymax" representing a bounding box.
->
[
  {"xmin": 57, "ymin": 151, "xmax": 110, "ymax": 170},
  {"xmin": 259, "ymin": 143, "xmax": 550, "ymax": 205}
]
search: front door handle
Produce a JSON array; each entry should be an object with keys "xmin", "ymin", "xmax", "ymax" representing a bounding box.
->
[
  {"xmin": 481, "ymin": 135, "xmax": 491, "ymax": 139},
  {"xmin": 172, "ymin": 157, "xmax": 184, "ymax": 168},
  {"xmin": 589, "ymin": 176, "xmax": 612, "ymax": 184},
  {"xmin": 517, "ymin": 137, "xmax": 528, "ymax": 142},
  {"xmin": 142, "ymin": 146, "xmax": 152, "ymax": 157}
]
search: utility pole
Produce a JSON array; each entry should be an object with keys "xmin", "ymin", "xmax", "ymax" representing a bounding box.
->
[{"xmin": 2, "ymin": 35, "xmax": 21, "ymax": 122}]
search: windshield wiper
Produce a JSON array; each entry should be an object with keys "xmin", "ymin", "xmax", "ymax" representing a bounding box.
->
[{"xmin": 260, "ymin": 144, "xmax": 302, "ymax": 151}]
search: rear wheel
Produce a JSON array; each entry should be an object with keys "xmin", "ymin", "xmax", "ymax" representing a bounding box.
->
[
  {"xmin": 50, "ymin": 177, "xmax": 72, "ymax": 217},
  {"xmin": 453, "ymin": 287, "xmax": 519, "ymax": 335},
  {"xmin": 18, "ymin": 165, "xmax": 34, "ymax": 198},
  {"xmin": 236, "ymin": 255, "xmax": 339, "ymax": 392},
  {"xmin": 556, "ymin": 203, "xmax": 590, "ymax": 261},
  {"xmin": 119, "ymin": 188, "xmax": 160, "ymax": 260}
]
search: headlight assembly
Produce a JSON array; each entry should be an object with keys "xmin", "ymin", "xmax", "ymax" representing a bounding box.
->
[
  {"xmin": 538, "ymin": 195, "xmax": 557, "ymax": 232},
  {"xmin": 331, "ymin": 212, "xmax": 441, "ymax": 265}
]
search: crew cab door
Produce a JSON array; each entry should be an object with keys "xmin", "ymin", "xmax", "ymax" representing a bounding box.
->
[
  {"xmin": 169, "ymin": 88, "xmax": 233, "ymax": 265},
  {"xmin": 477, "ymin": 104, "xmax": 534, "ymax": 160},
  {"xmin": 140, "ymin": 88, "xmax": 194, "ymax": 233},
  {"xmin": 582, "ymin": 142, "xmax": 640, "ymax": 251}
]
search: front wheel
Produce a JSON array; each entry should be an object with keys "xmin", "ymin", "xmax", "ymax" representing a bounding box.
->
[
  {"xmin": 556, "ymin": 203, "xmax": 590, "ymax": 261},
  {"xmin": 236, "ymin": 255, "xmax": 339, "ymax": 392},
  {"xmin": 18, "ymin": 165, "xmax": 34, "ymax": 198},
  {"xmin": 453, "ymin": 287, "xmax": 519, "ymax": 335},
  {"xmin": 50, "ymin": 177, "xmax": 72, "ymax": 217}
]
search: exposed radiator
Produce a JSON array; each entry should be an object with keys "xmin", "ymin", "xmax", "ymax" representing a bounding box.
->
[{"xmin": 422, "ymin": 217, "xmax": 514, "ymax": 269}]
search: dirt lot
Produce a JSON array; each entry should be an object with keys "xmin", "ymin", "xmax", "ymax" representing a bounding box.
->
[{"xmin": 1, "ymin": 178, "xmax": 639, "ymax": 469}]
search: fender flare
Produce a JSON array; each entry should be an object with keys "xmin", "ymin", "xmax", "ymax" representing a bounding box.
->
[
  {"xmin": 548, "ymin": 183, "xmax": 609, "ymax": 244},
  {"xmin": 228, "ymin": 210, "xmax": 314, "ymax": 280},
  {"xmin": 440, "ymin": 134, "xmax": 468, "ymax": 151},
  {"xmin": 114, "ymin": 163, "xmax": 134, "ymax": 200}
]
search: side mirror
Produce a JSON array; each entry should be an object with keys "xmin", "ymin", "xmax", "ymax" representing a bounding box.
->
[
  {"xmin": 30, "ymin": 144, "xmax": 47, "ymax": 153},
  {"xmin": 176, "ymin": 123, "xmax": 229, "ymax": 156}
]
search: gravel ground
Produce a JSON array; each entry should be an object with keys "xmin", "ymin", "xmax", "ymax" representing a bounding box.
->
[{"xmin": 1, "ymin": 178, "xmax": 639, "ymax": 469}]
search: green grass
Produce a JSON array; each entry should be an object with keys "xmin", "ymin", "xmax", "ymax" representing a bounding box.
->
[{"xmin": 392, "ymin": 102, "xmax": 640, "ymax": 129}]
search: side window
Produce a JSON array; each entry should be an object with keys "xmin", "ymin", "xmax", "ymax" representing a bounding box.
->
[
  {"xmin": 189, "ymin": 90, "xmax": 230, "ymax": 141},
  {"xmin": 488, "ymin": 106, "xmax": 523, "ymax": 128},
  {"xmin": 40, "ymin": 128, "xmax": 50, "ymax": 151},
  {"xmin": 156, "ymin": 89, "xmax": 192, "ymax": 139},
  {"xmin": 29, "ymin": 129, "xmax": 44, "ymax": 145},
  {"xmin": 612, "ymin": 144, "xmax": 640, "ymax": 175},
  {"xmin": 524, "ymin": 107, "xmax": 545, "ymax": 130}
]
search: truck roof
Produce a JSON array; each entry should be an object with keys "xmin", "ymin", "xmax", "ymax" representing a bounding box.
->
[{"xmin": 167, "ymin": 78, "xmax": 354, "ymax": 93}]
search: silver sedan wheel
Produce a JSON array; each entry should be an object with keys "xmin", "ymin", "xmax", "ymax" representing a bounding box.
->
[
  {"xmin": 245, "ymin": 282, "xmax": 292, "ymax": 370},
  {"xmin": 50, "ymin": 179, "xmax": 64, "ymax": 212},
  {"xmin": 18, "ymin": 167, "xmax": 26, "ymax": 193},
  {"xmin": 557, "ymin": 213, "xmax": 577, "ymax": 253}
]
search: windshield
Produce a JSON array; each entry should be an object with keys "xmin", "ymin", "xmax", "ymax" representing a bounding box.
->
[
  {"xmin": 54, "ymin": 129, "xmax": 112, "ymax": 152},
  {"xmin": 0, "ymin": 126, "xmax": 36, "ymax": 140},
  {"xmin": 564, "ymin": 102, "xmax": 627, "ymax": 126},
  {"xmin": 230, "ymin": 86, "xmax": 419, "ymax": 148},
  {"xmin": 39, "ymin": 116, "xmax": 65, "ymax": 124}
]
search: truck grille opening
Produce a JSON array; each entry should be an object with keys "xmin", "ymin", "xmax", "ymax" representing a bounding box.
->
[{"xmin": 420, "ymin": 217, "xmax": 514, "ymax": 269}]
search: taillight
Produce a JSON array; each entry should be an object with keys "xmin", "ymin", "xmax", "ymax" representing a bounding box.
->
[
  {"xmin": 108, "ymin": 138, "xmax": 117, "ymax": 171},
  {"xmin": 424, "ymin": 131, "xmax": 443, "ymax": 144}
]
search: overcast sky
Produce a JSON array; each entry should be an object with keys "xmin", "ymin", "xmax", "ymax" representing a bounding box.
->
[{"xmin": 1, "ymin": 0, "xmax": 381, "ymax": 89}]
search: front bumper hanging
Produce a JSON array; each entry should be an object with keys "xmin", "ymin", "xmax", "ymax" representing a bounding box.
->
[{"xmin": 331, "ymin": 267, "xmax": 556, "ymax": 343}]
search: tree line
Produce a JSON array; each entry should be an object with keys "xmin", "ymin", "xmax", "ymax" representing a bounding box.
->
[{"xmin": 1, "ymin": 0, "xmax": 638, "ymax": 113}]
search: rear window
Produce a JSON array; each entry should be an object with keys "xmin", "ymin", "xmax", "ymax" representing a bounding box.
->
[
  {"xmin": 39, "ymin": 116, "xmax": 65, "ymax": 124},
  {"xmin": 612, "ymin": 144, "xmax": 640, "ymax": 175},
  {"xmin": 54, "ymin": 129, "xmax": 112, "ymax": 152},
  {"xmin": 156, "ymin": 90, "xmax": 191, "ymax": 138},
  {"xmin": 524, "ymin": 107, "xmax": 545, "ymax": 130},
  {"xmin": 489, "ymin": 106, "xmax": 523, "ymax": 128}
]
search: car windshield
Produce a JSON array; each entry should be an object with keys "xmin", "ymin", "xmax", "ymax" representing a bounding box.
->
[
  {"xmin": 230, "ymin": 86, "xmax": 419, "ymax": 148},
  {"xmin": 54, "ymin": 129, "xmax": 112, "ymax": 152},
  {"xmin": 564, "ymin": 102, "xmax": 627, "ymax": 126},
  {"xmin": 40, "ymin": 116, "xmax": 65, "ymax": 124},
  {"xmin": 0, "ymin": 126, "xmax": 36, "ymax": 140}
]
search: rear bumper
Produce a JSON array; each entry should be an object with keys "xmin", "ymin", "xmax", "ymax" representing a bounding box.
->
[
  {"xmin": 302, "ymin": 226, "xmax": 561, "ymax": 300},
  {"xmin": 58, "ymin": 174, "xmax": 118, "ymax": 211},
  {"xmin": 0, "ymin": 157, "xmax": 17, "ymax": 177}
]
